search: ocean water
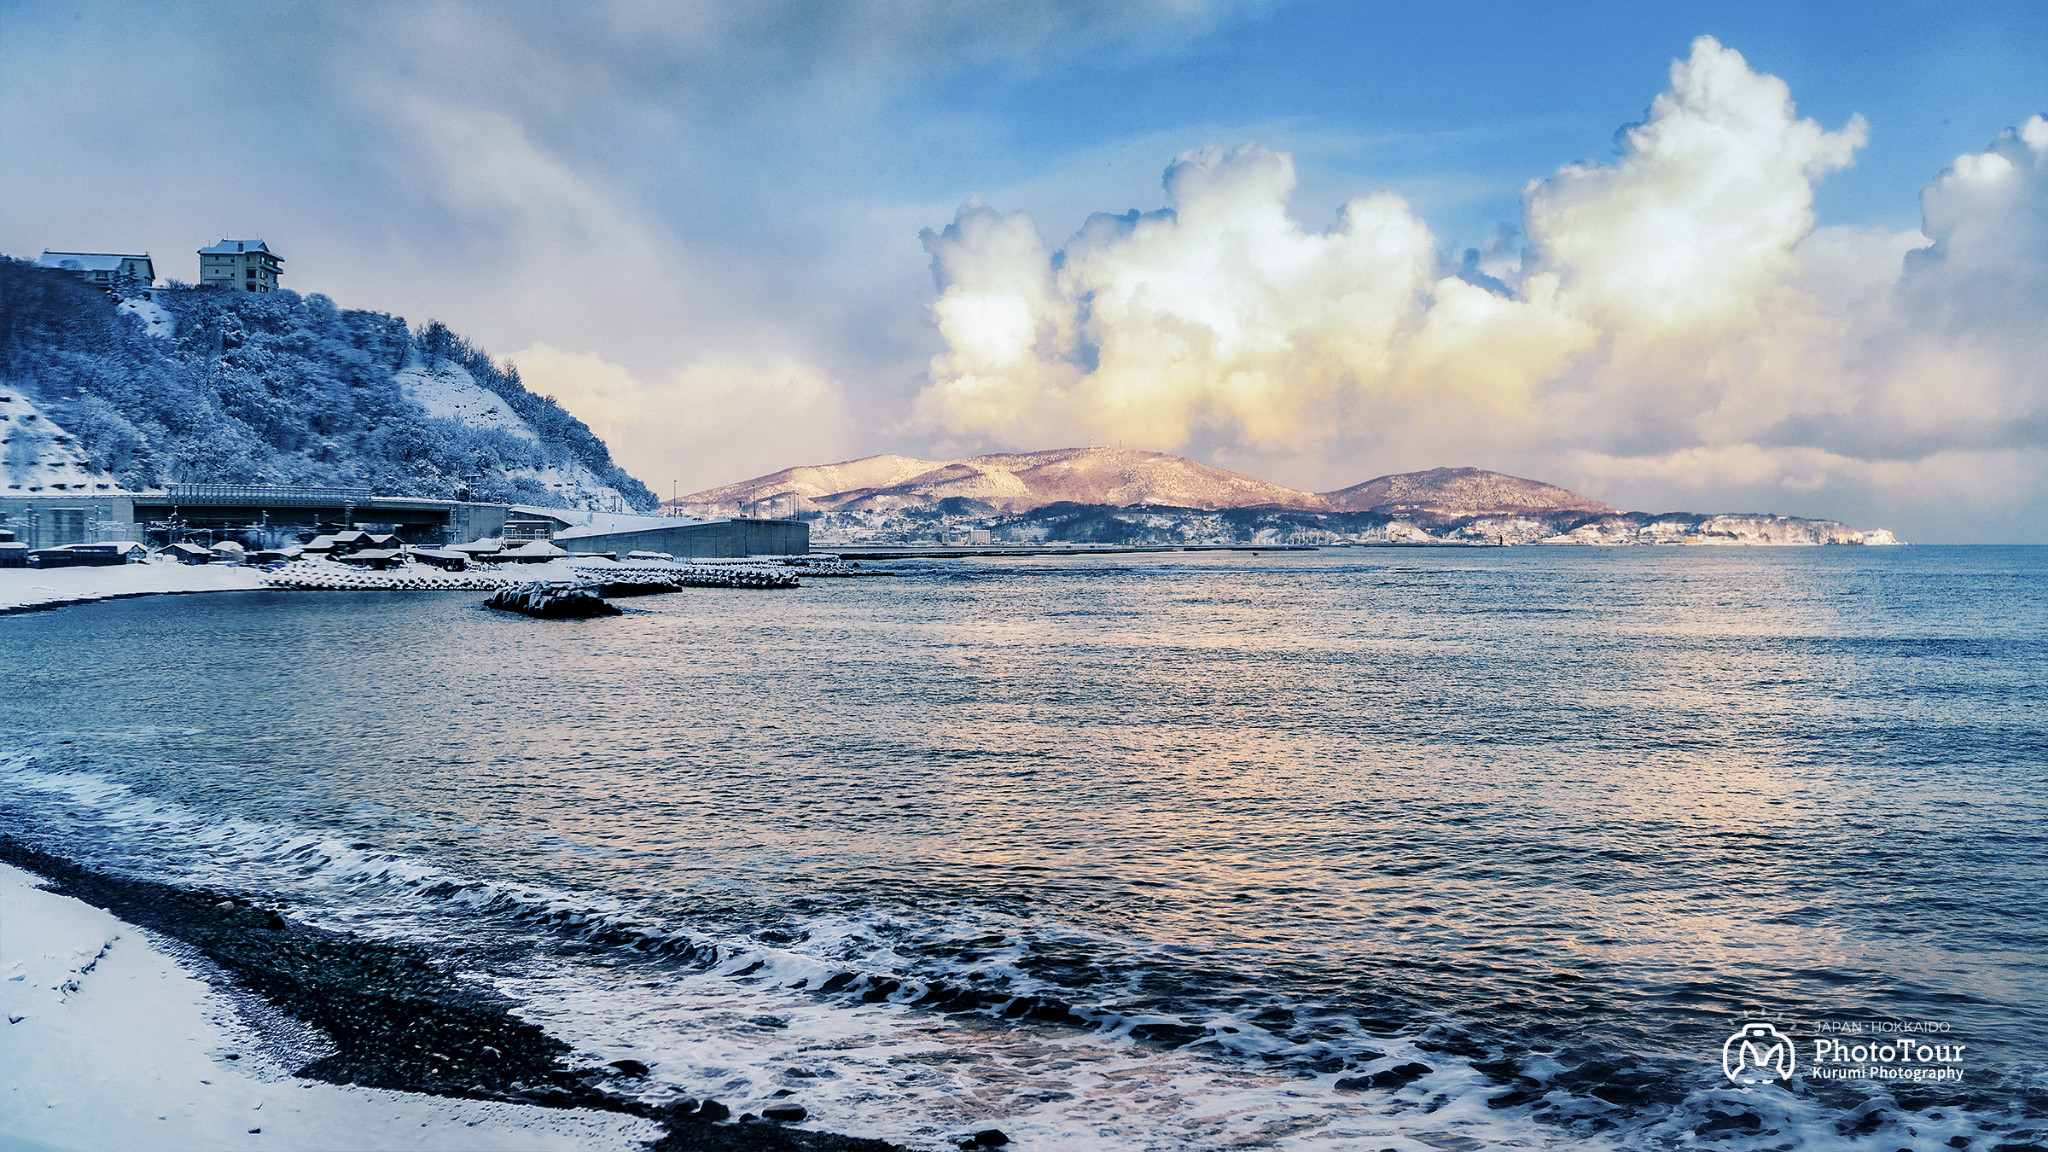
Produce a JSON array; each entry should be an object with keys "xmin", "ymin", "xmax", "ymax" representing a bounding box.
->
[{"xmin": 2, "ymin": 546, "xmax": 2045, "ymax": 1150}]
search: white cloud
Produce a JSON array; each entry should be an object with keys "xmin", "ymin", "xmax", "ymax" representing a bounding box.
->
[
  {"xmin": 910, "ymin": 38, "xmax": 2048, "ymax": 536},
  {"xmin": 511, "ymin": 343, "xmax": 855, "ymax": 499}
]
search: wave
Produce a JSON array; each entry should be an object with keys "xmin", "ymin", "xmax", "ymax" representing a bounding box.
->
[{"xmin": 0, "ymin": 749, "xmax": 2033, "ymax": 1151}]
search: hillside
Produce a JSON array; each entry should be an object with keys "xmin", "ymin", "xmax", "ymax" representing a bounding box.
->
[
  {"xmin": 1322, "ymin": 466, "xmax": 1617, "ymax": 517},
  {"xmin": 681, "ymin": 448, "xmax": 1897, "ymax": 547},
  {"xmin": 0, "ymin": 257, "xmax": 655, "ymax": 510},
  {"xmin": 670, "ymin": 448, "xmax": 1323, "ymax": 515}
]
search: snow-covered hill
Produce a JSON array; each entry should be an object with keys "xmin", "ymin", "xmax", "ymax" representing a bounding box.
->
[
  {"xmin": 1, "ymin": 389, "xmax": 122, "ymax": 495},
  {"xmin": 393, "ymin": 351, "xmax": 638, "ymax": 509},
  {"xmin": 669, "ymin": 447, "xmax": 1323, "ymax": 516},
  {"xmin": 0, "ymin": 257, "xmax": 657, "ymax": 511}
]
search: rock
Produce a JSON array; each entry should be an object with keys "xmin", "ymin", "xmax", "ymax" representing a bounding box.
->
[
  {"xmin": 214, "ymin": 900, "xmax": 236, "ymax": 911},
  {"xmin": 762, "ymin": 1104, "xmax": 808, "ymax": 1122},
  {"xmin": 973, "ymin": 1130, "xmax": 1010, "ymax": 1147},
  {"xmin": 1365, "ymin": 1062, "xmax": 1432, "ymax": 1089},
  {"xmin": 607, "ymin": 1058, "xmax": 650, "ymax": 1078},
  {"xmin": 261, "ymin": 912, "xmax": 287, "ymax": 930},
  {"xmin": 481, "ymin": 1045, "xmax": 501, "ymax": 1059},
  {"xmin": 697, "ymin": 1099, "xmax": 731, "ymax": 1122}
]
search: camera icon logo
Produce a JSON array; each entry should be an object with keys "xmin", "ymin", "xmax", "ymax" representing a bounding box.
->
[{"xmin": 1723, "ymin": 1022, "xmax": 1795, "ymax": 1084}]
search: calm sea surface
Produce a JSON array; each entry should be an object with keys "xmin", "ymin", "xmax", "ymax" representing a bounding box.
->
[{"xmin": 3, "ymin": 547, "xmax": 2045, "ymax": 1150}]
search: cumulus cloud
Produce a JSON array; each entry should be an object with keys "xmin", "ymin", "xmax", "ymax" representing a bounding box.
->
[{"xmin": 912, "ymin": 36, "xmax": 2048, "ymax": 534}]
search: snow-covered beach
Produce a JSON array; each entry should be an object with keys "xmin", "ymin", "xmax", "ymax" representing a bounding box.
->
[
  {"xmin": 0, "ymin": 562, "xmax": 268, "ymax": 615},
  {"xmin": 0, "ymin": 860, "xmax": 661, "ymax": 1152}
]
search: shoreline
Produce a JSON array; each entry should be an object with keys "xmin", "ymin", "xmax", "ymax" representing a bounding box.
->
[
  {"xmin": 0, "ymin": 563, "xmax": 271, "ymax": 616},
  {"xmin": 0, "ymin": 837, "xmax": 905, "ymax": 1152}
]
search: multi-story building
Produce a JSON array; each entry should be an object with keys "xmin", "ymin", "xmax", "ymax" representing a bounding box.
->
[
  {"xmin": 37, "ymin": 251, "xmax": 155, "ymax": 292},
  {"xmin": 198, "ymin": 239, "xmax": 282, "ymax": 293}
]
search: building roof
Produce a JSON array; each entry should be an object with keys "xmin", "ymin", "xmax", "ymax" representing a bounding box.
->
[
  {"xmin": 197, "ymin": 239, "xmax": 282, "ymax": 260},
  {"xmin": 38, "ymin": 251, "xmax": 150, "ymax": 272}
]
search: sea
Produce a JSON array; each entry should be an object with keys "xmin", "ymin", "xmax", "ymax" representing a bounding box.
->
[{"xmin": 2, "ymin": 546, "xmax": 2044, "ymax": 1151}]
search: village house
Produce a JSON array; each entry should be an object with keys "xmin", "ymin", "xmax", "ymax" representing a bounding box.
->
[
  {"xmin": 37, "ymin": 251, "xmax": 155, "ymax": 292},
  {"xmin": 198, "ymin": 239, "xmax": 282, "ymax": 293}
]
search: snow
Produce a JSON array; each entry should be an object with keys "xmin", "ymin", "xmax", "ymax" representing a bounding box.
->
[
  {"xmin": 1, "ymin": 392, "xmax": 123, "ymax": 496},
  {"xmin": 0, "ymin": 560, "xmax": 268, "ymax": 613},
  {"xmin": 392, "ymin": 355, "xmax": 639, "ymax": 511},
  {"xmin": 547, "ymin": 508, "xmax": 705, "ymax": 540},
  {"xmin": 116, "ymin": 298, "xmax": 174, "ymax": 340},
  {"xmin": 393, "ymin": 354, "xmax": 538, "ymax": 443},
  {"xmin": 35, "ymin": 253, "xmax": 126, "ymax": 272},
  {"xmin": 0, "ymin": 863, "xmax": 660, "ymax": 1152}
]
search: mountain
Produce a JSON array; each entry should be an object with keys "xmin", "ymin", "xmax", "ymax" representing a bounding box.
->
[
  {"xmin": 1321, "ymin": 466, "xmax": 1617, "ymax": 516},
  {"xmin": 669, "ymin": 447, "xmax": 1325, "ymax": 516},
  {"xmin": 681, "ymin": 449, "xmax": 1897, "ymax": 547},
  {"xmin": 0, "ymin": 256, "xmax": 655, "ymax": 510}
]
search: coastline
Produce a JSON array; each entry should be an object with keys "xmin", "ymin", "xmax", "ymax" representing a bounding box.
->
[
  {"xmin": 0, "ymin": 839, "xmax": 905, "ymax": 1152},
  {"xmin": 0, "ymin": 564, "xmax": 270, "ymax": 616}
]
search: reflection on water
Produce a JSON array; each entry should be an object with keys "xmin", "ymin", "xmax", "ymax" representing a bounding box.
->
[{"xmin": 2, "ymin": 547, "xmax": 2045, "ymax": 1149}]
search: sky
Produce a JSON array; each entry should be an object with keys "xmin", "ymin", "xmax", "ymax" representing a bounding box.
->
[{"xmin": 1, "ymin": 0, "xmax": 2044, "ymax": 541}]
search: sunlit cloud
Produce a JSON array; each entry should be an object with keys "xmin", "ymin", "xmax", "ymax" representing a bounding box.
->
[{"xmin": 912, "ymin": 37, "xmax": 2048, "ymax": 530}]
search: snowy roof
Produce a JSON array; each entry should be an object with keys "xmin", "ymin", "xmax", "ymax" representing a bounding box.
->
[
  {"xmin": 38, "ymin": 251, "xmax": 147, "ymax": 272},
  {"xmin": 499, "ymin": 541, "xmax": 568, "ymax": 558},
  {"xmin": 197, "ymin": 239, "xmax": 281, "ymax": 260}
]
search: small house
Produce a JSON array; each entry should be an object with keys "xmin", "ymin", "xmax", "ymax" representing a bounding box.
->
[
  {"xmin": 38, "ymin": 251, "xmax": 155, "ymax": 291},
  {"xmin": 71, "ymin": 541, "xmax": 147, "ymax": 564},
  {"xmin": 335, "ymin": 548, "xmax": 404, "ymax": 570},
  {"xmin": 0, "ymin": 542, "xmax": 28, "ymax": 568},
  {"xmin": 160, "ymin": 543, "xmax": 212, "ymax": 564},
  {"xmin": 497, "ymin": 540, "xmax": 568, "ymax": 564},
  {"xmin": 410, "ymin": 548, "xmax": 468, "ymax": 572}
]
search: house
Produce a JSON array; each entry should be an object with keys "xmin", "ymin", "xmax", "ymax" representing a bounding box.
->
[
  {"xmin": 160, "ymin": 542, "xmax": 212, "ymax": 564},
  {"xmin": 197, "ymin": 239, "xmax": 283, "ymax": 293},
  {"xmin": 497, "ymin": 540, "xmax": 568, "ymax": 563},
  {"xmin": 0, "ymin": 542, "xmax": 27, "ymax": 568},
  {"xmin": 410, "ymin": 548, "xmax": 468, "ymax": 571},
  {"xmin": 71, "ymin": 541, "xmax": 147, "ymax": 564},
  {"xmin": 335, "ymin": 548, "xmax": 404, "ymax": 570},
  {"xmin": 38, "ymin": 251, "xmax": 155, "ymax": 291}
]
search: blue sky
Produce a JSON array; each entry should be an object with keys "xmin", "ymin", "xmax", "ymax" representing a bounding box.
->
[{"xmin": 2, "ymin": 0, "xmax": 2045, "ymax": 539}]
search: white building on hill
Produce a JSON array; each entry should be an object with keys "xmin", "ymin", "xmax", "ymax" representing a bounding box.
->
[
  {"xmin": 198, "ymin": 239, "xmax": 282, "ymax": 293},
  {"xmin": 37, "ymin": 251, "xmax": 155, "ymax": 291}
]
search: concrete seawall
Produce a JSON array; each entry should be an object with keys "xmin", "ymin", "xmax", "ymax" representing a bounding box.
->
[{"xmin": 554, "ymin": 517, "xmax": 808, "ymax": 558}]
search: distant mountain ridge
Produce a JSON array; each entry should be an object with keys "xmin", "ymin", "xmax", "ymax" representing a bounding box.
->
[
  {"xmin": 672, "ymin": 448, "xmax": 1324, "ymax": 515},
  {"xmin": 1323, "ymin": 466, "xmax": 1617, "ymax": 516},
  {"xmin": 672, "ymin": 449, "xmax": 1603, "ymax": 518},
  {"xmin": 674, "ymin": 448, "xmax": 1899, "ymax": 546}
]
